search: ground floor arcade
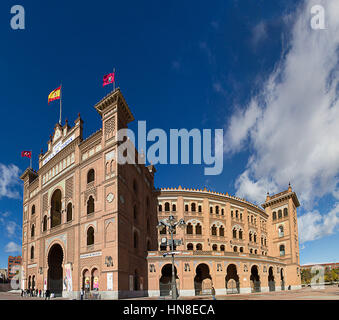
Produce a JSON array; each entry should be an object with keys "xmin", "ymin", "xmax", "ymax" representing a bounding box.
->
[{"xmin": 147, "ymin": 252, "xmax": 301, "ymax": 297}]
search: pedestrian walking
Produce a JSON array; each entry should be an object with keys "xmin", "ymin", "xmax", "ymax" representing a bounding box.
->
[
  {"xmin": 211, "ymin": 286, "xmax": 216, "ymax": 300},
  {"xmin": 45, "ymin": 289, "xmax": 50, "ymax": 300},
  {"xmin": 80, "ymin": 287, "xmax": 84, "ymax": 300}
]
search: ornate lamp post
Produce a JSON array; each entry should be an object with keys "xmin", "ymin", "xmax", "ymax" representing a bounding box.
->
[{"xmin": 157, "ymin": 215, "xmax": 186, "ymax": 300}]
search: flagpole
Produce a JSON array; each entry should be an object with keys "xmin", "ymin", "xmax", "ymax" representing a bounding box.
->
[
  {"xmin": 113, "ymin": 68, "xmax": 116, "ymax": 92},
  {"xmin": 59, "ymin": 83, "xmax": 62, "ymax": 125},
  {"xmin": 30, "ymin": 150, "xmax": 32, "ymax": 169}
]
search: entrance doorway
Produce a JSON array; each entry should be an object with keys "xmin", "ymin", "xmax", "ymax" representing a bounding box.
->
[
  {"xmin": 159, "ymin": 264, "xmax": 179, "ymax": 297},
  {"xmin": 280, "ymin": 268, "xmax": 285, "ymax": 290},
  {"xmin": 250, "ymin": 265, "xmax": 261, "ymax": 293},
  {"xmin": 268, "ymin": 267, "xmax": 275, "ymax": 291},
  {"xmin": 194, "ymin": 263, "xmax": 212, "ymax": 295},
  {"xmin": 225, "ymin": 264, "xmax": 240, "ymax": 294},
  {"xmin": 47, "ymin": 244, "xmax": 63, "ymax": 296}
]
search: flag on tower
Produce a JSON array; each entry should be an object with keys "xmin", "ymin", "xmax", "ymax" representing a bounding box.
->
[
  {"xmin": 21, "ymin": 151, "xmax": 32, "ymax": 158},
  {"xmin": 48, "ymin": 86, "xmax": 61, "ymax": 104},
  {"xmin": 103, "ymin": 72, "xmax": 115, "ymax": 87}
]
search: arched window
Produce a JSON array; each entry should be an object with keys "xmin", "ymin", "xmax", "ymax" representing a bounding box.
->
[
  {"xmin": 172, "ymin": 204, "xmax": 176, "ymax": 212},
  {"xmin": 212, "ymin": 244, "xmax": 218, "ymax": 251},
  {"xmin": 233, "ymin": 246, "xmax": 238, "ymax": 252},
  {"xmin": 185, "ymin": 204, "xmax": 189, "ymax": 212},
  {"xmin": 87, "ymin": 169, "xmax": 95, "ymax": 184},
  {"xmin": 133, "ymin": 231, "xmax": 138, "ymax": 249},
  {"xmin": 231, "ymin": 211, "xmax": 234, "ymax": 218},
  {"xmin": 164, "ymin": 202, "xmax": 170, "ymax": 212},
  {"xmin": 31, "ymin": 224, "xmax": 35, "ymax": 237},
  {"xmin": 249, "ymin": 233, "xmax": 252, "ymax": 242},
  {"xmin": 251, "ymin": 215, "xmax": 253, "ymax": 223},
  {"xmin": 31, "ymin": 205, "xmax": 35, "ymax": 216},
  {"xmin": 196, "ymin": 243, "xmax": 202, "ymax": 251},
  {"xmin": 264, "ymin": 238, "xmax": 267, "ymax": 246},
  {"xmin": 198, "ymin": 205, "xmax": 202, "ymax": 212},
  {"xmin": 186, "ymin": 223, "xmax": 193, "ymax": 234},
  {"xmin": 240, "ymin": 213, "xmax": 243, "ymax": 220},
  {"xmin": 273, "ymin": 211, "xmax": 277, "ymax": 220},
  {"xmin": 187, "ymin": 243, "xmax": 193, "ymax": 250},
  {"xmin": 195, "ymin": 223, "xmax": 202, "ymax": 235},
  {"xmin": 254, "ymin": 234, "xmax": 257, "ymax": 243},
  {"xmin": 233, "ymin": 228, "xmax": 237, "ymax": 239},
  {"xmin": 239, "ymin": 229, "xmax": 243, "ymax": 239},
  {"xmin": 67, "ymin": 203, "xmax": 72, "ymax": 222},
  {"xmin": 87, "ymin": 227, "xmax": 94, "ymax": 245},
  {"xmin": 211, "ymin": 225, "xmax": 217, "ymax": 236},
  {"xmin": 279, "ymin": 226, "xmax": 284, "ymax": 237},
  {"xmin": 219, "ymin": 226, "xmax": 224, "ymax": 237},
  {"xmin": 240, "ymin": 247, "xmax": 244, "ymax": 253},
  {"xmin": 279, "ymin": 244, "xmax": 285, "ymax": 256},
  {"xmin": 220, "ymin": 245, "xmax": 225, "ymax": 251},
  {"xmin": 43, "ymin": 215, "xmax": 47, "ymax": 232},
  {"xmin": 87, "ymin": 196, "xmax": 95, "ymax": 215},
  {"xmin": 221, "ymin": 208, "xmax": 224, "ymax": 215},
  {"xmin": 158, "ymin": 204, "xmax": 162, "ymax": 212},
  {"xmin": 30, "ymin": 246, "xmax": 34, "ymax": 259},
  {"xmin": 191, "ymin": 203, "xmax": 196, "ymax": 212},
  {"xmin": 51, "ymin": 189, "xmax": 62, "ymax": 228},
  {"xmin": 254, "ymin": 249, "xmax": 257, "ymax": 254},
  {"xmin": 236, "ymin": 210, "xmax": 238, "ymax": 218},
  {"xmin": 210, "ymin": 207, "xmax": 213, "ymax": 214},
  {"xmin": 278, "ymin": 210, "xmax": 282, "ymax": 219},
  {"xmin": 250, "ymin": 248, "xmax": 253, "ymax": 254},
  {"xmin": 284, "ymin": 208, "xmax": 288, "ymax": 217},
  {"xmin": 215, "ymin": 206, "xmax": 219, "ymax": 214}
]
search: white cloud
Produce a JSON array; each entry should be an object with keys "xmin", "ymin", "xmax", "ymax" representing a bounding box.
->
[
  {"xmin": 251, "ymin": 21, "xmax": 268, "ymax": 47},
  {"xmin": 0, "ymin": 163, "xmax": 20, "ymax": 199},
  {"xmin": 5, "ymin": 221, "xmax": 20, "ymax": 237},
  {"xmin": 224, "ymin": 0, "xmax": 339, "ymax": 207},
  {"xmin": 222, "ymin": 0, "xmax": 339, "ymax": 243},
  {"xmin": 298, "ymin": 204, "xmax": 339, "ymax": 243},
  {"xmin": 4, "ymin": 241, "xmax": 21, "ymax": 253}
]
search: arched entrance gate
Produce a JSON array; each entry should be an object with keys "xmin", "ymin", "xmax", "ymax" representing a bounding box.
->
[
  {"xmin": 250, "ymin": 265, "xmax": 261, "ymax": 293},
  {"xmin": 194, "ymin": 263, "xmax": 212, "ymax": 295},
  {"xmin": 225, "ymin": 264, "xmax": 240, "ymax": 294},
  {"xmin": 47, "ymin": 244, "xmax": 64, "ymax": 296},
  {"xmin": 159, "ymin": 264, "xmax": 179, "ymax": 297}
]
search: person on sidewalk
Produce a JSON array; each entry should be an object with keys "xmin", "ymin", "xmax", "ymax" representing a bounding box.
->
[{"xmin": 211, "ymin": 286, "xmax": 216, "ymax": 300}]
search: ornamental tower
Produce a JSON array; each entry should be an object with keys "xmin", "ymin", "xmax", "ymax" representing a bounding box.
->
[{"xmin": 262, "ymin": 184, "xmax": 301, "ymax": 289}]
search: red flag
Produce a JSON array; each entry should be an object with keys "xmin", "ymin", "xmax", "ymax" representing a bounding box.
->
[
  {"xmin": 21, "ymin": 151, "xmax": 32, "ymax": 158},
  {"xmin": 103, "ymin": 72, "xmax": 115, "ymax": 87}
]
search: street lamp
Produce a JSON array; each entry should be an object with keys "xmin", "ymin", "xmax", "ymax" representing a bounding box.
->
[{"xmin": 157, "ymin": 215, "xmax": 186, "ymax": 300}]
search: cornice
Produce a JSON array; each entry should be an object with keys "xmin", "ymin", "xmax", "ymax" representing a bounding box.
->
[
  {"xmin": 157, "ymin": 187, "xmax": 267, "ymax": 216},
  {"xmin": 261, "ymin": 191, "xmax": 300, "ymax": 208}
]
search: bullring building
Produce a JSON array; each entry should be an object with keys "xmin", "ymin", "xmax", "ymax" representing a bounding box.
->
[{"xmin": 20, "ymin": 89, "xmax": 301, "ymax": 299}]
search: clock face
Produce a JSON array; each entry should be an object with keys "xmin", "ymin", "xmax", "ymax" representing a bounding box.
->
[{"xmin": 106, "ymin": 193, "xmax": 114, "ymax": 203}]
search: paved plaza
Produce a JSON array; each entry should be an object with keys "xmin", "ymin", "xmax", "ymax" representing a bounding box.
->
[{"xmin": 0, "ymin": 285, "xmax": 338, "ymax": 300}]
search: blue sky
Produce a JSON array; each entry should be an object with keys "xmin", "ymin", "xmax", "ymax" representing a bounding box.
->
[{"xmin": 0, "ymin": 0, "xmax": 338, "ymax": 268}]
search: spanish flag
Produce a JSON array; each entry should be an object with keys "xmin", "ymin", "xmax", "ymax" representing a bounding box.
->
[{"xmin": 48, "ymin": 86, "xmax": 61, "ymax": 104}]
